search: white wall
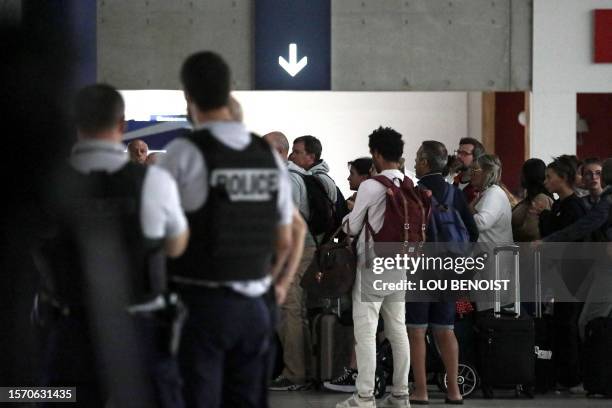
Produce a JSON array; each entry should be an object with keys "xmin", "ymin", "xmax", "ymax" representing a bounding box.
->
[
  {"xmin": 237, "ymin": 91, "xmax": 472, "ymax": 195},
  {"xmin": 533, "ymin": 0, "xmax": 612, "ymax": 94},
  {"xmin": 121, "ymin": 90, "xmax": 474, "ymax": 196},
  {"xmin": 531, "ymin": 0, "xmax": 612, "ymax": 162},
  {"xmin": 530, "ymin": 92, "xmax": 577, "ymax": 161}
]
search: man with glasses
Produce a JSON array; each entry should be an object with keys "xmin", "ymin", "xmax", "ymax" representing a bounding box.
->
[
  {"xmin": 581, "ymin": 158, "xmax": 603, "ymax": 210},
  {"xmin": 453, "ymin": 137, "xmax": 485, "ymax": 204}
]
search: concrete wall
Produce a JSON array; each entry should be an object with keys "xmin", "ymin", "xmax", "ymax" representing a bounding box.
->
[
  {"xmin": 121, "ymin": 90, "xmax": 477, "ymax": 196},
  {"xmin": 332, "ymin": 0, "xmax": 532, "ymax": 91},
  {"xmin": 530, "ymin": 0, "xmax": 612, "ymax": 162},
  {"xmin": 98, "ymin": 0, "xmax": 252, "ymax": 89},
  {"xmin": 99, "ymin": 0, "xmax": 532, "ymax": 91}
]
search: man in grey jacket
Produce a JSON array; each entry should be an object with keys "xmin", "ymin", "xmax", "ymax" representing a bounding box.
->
[
  {"xmin": 289, "ymin": 135, "xmax": 338, "ymax": 205},
  {"xmin": 264, "ymin": 132, "xmax": 319, "ymax": 391}
]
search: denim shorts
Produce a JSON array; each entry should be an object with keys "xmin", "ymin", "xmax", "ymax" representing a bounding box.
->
[{"xmin": 405, "ymin": 301, "xmax": 455, "ymax": 330}]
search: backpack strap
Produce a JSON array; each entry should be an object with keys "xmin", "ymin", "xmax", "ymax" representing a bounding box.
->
[
  {"xmin": 371, "ymin": 175, "xmax": 394, "ymax": 188},
  {"xmin": 442, "ymin": 183, "xmax": 454, "ymax": 208},
  {"xmin": 398, "ymin": 183, "xmax": 411, "ymax": 251},
  {"xmin": 401, "ymin": 178, "xmax": 428, "ymax": 243},
  {"xmin": 363, "ymin": 176, "xmax": 392, "ymax": 267},
  {"xmin": 365, "ymin": 175, "xmax": 396, "ymax": 252}
]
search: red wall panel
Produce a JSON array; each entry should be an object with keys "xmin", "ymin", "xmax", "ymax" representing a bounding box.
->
[
  {"xmin": 595, "ymin": 10, "xmax": 612, "ymax": 63},
  {"xmin": 495, "ymin": 92, "xmax": 525, "ymax": 195},
  {"xmin": 577, "ymin": 93, "xmax": 612, "ymax": 160}
]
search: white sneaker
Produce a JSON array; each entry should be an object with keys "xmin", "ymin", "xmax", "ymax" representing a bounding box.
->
[
  {"xmin": 379, "ymin": 393, "xmax": 411, "ymax": 407},
  {"xmin": 569, "ymin": 383, "xmax": 586, "ymax": 394},
  {"xmin": 336, "ymin": 393, "xmax": 377, "ymax": 408}
]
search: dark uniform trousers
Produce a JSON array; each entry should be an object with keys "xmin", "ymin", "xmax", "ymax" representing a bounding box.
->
[
  {"xmin": 178, "ymin": 286, "xmax": 271, "ymax": 408},
  {"xmin": 40, "ymin": 312, "xmax": 184, "ymax": 408}
]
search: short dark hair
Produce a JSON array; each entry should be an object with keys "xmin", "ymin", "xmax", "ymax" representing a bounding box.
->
[
  {"xmin": 420, "ymin": 141, "xmax": 448, "ymax": 173},
  {"xmin": 581, "ymin": 157, "xmax": 602, "ymax": 174},
  {"xmin": 74, "ymin": 84, "xmax": 124, "ymax": 133},
  {"xmin": 548, "ymin": 156, "xmax": 576, "ymax": 185},
  {"xmin": 558, "ymin": 154, "xmax": 580, "ymax": 171},
  {"xmin": 368, "ymin": 126, "xmax": 404, "ymax": 162},
  {"xmin": 348, "ymin": 157, "xmax": 373, "ymax": 176},
  {"xmin": 180, "ymin": 51, "xmax": 230, "ymax": 111},
  {"xmin": 459, "ymin": 137, "xmax": 485, "ymax": 159},
  {"xmin": 294, "ymin": 135, "xmax": 322, "ymax": 161}
]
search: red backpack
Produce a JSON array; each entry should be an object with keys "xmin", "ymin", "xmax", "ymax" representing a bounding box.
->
[{"xmin": 365, "ymin": 175, "xmax": 430, "ymax": 259}]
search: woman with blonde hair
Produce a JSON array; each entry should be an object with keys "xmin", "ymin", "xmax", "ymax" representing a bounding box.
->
[
  {"xmin": 468, "ymin": 154, "xmax": 514, "ymax": 313},
  {"xmin": 469, "ymin": 154, "xmax": 513, "ymax": 245}
]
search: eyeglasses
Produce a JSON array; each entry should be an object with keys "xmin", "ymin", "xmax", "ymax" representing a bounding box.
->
[
  {"xmin": 470, "ymin": 167, "xmax": 483, "ymax": 174},
  {"xmin": 584, "ymin": 171, "xmax": 602, "ymax": 178},
  {"xmin": 455, "ymin": 149, "xmax": 473, "ymax": 157}
]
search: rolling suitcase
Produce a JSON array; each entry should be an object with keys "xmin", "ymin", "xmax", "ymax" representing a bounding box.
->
[
  {"xmin": 583, "ymin": 315, "xmax": 612, "ymax": 397},
  {"xmin": 475, "ymin": 245, "xmax": 535, "ymax": 398},
  {"xmin": 533, "ymin": 249, "xmax": 555, "ymax": 393},
  {"xmin": 311, "ymin": 308, "xmax": 354, "ymax": 382}
]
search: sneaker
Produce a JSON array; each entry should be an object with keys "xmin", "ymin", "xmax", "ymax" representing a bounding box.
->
[
  {"xmin": 568, "ymin": 383, "xmax": 586, "ymax": 394},
  {"xmin": 324, "ymin": 368, "xmax": 358, "ymax": 393},
  {"xmin": 336, "ymin": 393, "xmax": 376, "ymax": 408},
  {"xmin": 380, "ymin": 393, "xmax": 411, "ymax": 407},
  {"xmin": 268, "ymin": 375, "xmax": 306, "ymax": 391},
  {"xmin": 554, "ymin": 382, "xmax": 568, "ymax": 394}
]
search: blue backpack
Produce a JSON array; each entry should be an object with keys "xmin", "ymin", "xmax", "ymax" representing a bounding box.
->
[{"xmin": 428, "ymin": 184, "xmax": 470, "ymax": 254}]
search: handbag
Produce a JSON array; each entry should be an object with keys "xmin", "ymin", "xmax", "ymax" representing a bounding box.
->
[{"xmin": 300, "ymin": 222, "xmax": 357, "ymax": 298}]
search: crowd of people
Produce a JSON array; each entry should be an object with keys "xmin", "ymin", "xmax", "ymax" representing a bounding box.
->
[{"xmin": 33, "ymin": 50, "xmax": 612, "ymax": 408}]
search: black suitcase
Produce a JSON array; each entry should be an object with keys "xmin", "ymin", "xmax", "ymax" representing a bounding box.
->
[
  {"xmin": 583, "ymin": 316, "xmax": 612, "ymax": 397},
  {"xmin": 533, "ymin": 249, "xmax": 555, "ymax": 393},
  {"xmin": 475, "ymin": 245, "xmax": 535, "ymax": 398}
]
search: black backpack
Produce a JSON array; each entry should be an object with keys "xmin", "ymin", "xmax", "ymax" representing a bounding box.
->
[
  {"xmin": 296, "ymin": 173, "xmax": 336, "ymax": 235},
  {"xmin": 334, "ymin": 186, "xmax": 350, "ymax": 226},
  {"xmin": 291, "ymin": 171, "xmax": 348, "ymax": 240},
  {"xmin": 316, "ymin": 172, "xmax": 350, "ymax": 229}
]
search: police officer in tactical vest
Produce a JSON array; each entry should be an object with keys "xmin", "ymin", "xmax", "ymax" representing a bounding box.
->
[
  {"xmin": 37, "ymin": 84, "xmax": 189, "ymax": 408},
  {"xmin": 159, "ymin": 52, "xmax": 294, "ymax": 408}
]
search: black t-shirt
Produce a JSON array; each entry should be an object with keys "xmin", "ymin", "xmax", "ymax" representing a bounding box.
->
[
  {"xmin": 540, "ymin": 193, "xmax": 589, "ymax": 296},
  {"xmin": 540, "ymin": 193, "xmax": 587, "ymax": 240}
]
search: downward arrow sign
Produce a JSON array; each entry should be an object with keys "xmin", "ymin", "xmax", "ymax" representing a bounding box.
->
[{"xmin": 278, "ymin": 43, "xmax": 308, "ymax": 77}]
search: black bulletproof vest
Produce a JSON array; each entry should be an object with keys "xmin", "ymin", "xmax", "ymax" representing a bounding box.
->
[
  {"xmin": 43, "ymin": 162, "xmax": 163, "ymax": 308},
  {"xmin": 170, "ymin": 130, "xmax": 279, "ymax": 282}
]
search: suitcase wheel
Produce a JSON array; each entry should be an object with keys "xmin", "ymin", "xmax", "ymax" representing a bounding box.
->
[
  {"xmin": 436, "ymin": 363, "xmax": 479, "ymax": 398},
  {"xmin": 516, "ymin": 384, "xmax": 535, "ymax": 399}
]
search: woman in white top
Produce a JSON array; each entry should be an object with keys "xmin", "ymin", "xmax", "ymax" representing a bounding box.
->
[
  {"xmin": 469, "ymin": 154, "xmax": 513, "ymax": 244},
  {"xmin": 468, "ymin": 154, "xmax": 514, "ymax": 311}
]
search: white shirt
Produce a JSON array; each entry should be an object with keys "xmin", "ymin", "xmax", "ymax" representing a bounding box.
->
[
  {"xmin": 473, "ymin": 184, "xmax": 514, "ymax": 311},
  {"xmin": 158, "ymin": 121, "xmax": 294, "ymax": 296},
  {"xmin": 474, "ymin": 184, "xmax": 513, "ymax": 244},
  {"xmin": 69, "ymin": 139, "xmax": 187, "ymax": 240}
]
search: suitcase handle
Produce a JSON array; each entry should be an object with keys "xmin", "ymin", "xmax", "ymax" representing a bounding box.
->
[
  {"xmin": 534, "ymin": 248, "xmax": 543, "ymax": 318},
  {"xmin": 494, "ymin": 244, "xmax": 520, "ymax": 318},
  {"xmin": 494, "ymin": 245, "xmax": 520, "ymax": 255}
]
